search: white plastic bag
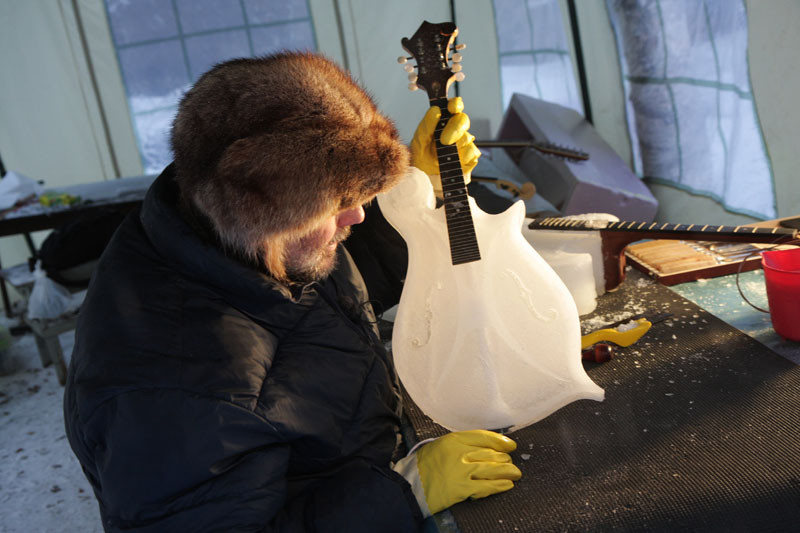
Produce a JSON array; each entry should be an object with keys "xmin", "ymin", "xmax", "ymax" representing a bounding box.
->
[
  {"xmin": 0, "ymin": 170, "xmax": 44, "ymax": 210},
  {"xmin": 26, "ymin": 261, "xmax": 75, "ymax": 320}
]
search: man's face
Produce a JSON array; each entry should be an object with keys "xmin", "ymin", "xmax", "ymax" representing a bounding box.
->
[{"xmin": 283, "ymin": 204, "xmax": 366, "ymax": 282}]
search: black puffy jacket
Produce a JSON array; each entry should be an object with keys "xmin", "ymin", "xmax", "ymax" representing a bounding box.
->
[{"xmin": 63, "ymin": 167, "xmax": 423, "ymax": 531}]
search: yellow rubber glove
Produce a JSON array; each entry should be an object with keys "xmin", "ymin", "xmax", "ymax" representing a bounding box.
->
[
  {"xmin": 395, "ymin": 430, "xmax": 522, "ymax": 517},
  {"xmin": 410, "ymin": 96, "xmax": 482, "ymax": 197}
]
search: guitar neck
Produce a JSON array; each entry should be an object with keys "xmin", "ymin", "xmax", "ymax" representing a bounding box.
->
[
  {"xmin": 528, "ymin": 217, "xmax": 798, "ymax": 245},
  {"xmin": 433, "ymin": 96, "xmax": 481, "ymax": 265},
  {"xmin": 474, "ymin": 140, "xmax": 589, "ymax": 161}
]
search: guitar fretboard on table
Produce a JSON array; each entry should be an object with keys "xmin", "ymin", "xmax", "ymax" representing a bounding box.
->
[{"xmin": 529, "ymin": 217, "xmax": 797, "ymax": 241}]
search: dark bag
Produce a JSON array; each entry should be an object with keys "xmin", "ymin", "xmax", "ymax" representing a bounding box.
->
[{"xmin": 36, "ymin": 208, "xmax": 129, "ymax": 287}]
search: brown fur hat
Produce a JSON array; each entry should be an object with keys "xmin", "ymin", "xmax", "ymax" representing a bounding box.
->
[{"xmin": 171, "ymin": 52, "xmax": 409, "ymax": 280}]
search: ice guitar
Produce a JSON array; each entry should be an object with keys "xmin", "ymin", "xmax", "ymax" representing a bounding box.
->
[{"xmin": 378, "ymin": 21, "xmax": 603, "ymax": 433}]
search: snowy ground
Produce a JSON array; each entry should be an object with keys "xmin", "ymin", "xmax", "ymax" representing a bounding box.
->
[{"xmin": 0, "ymin": 321, "xmax": 102, "ymax": 533}]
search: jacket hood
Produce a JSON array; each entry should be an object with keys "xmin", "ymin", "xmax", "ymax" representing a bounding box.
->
[{"xmin": 140, "ymin": 166, "xmax": 315, "ymax": 325}]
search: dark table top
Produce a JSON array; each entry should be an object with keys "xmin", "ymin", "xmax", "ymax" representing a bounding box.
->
[
  {"xmin": 0, "ymin": 175, "xmax": 155, "ymax": 237},
  {"xmin": 403, "ymin": 269, "xmax": 800, "ymax": 532}
]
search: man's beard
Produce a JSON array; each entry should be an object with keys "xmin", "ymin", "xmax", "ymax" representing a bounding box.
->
[{"xmin": 284, "ymin": 226, "xmax": 352, "ymax": 283}]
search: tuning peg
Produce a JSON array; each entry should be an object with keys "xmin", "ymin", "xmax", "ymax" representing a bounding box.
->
[
  {"xmin": 403, "ymin": 63, "xmax": 414, "ymax": 72},
  {"xmin": 407, "ymin": 73, "xmax": 418, "ymax": 82},
  {"xmin": 397, "ymin": 56, "xmax": 410, "ymax": 64},
  {"xmin": 451, "ymin": 64, "xmax": 462, "ymax": 73},
  {"xmin": 451, "ymin": 53, "xmax": 463, "ymax": 63},
  {"xmin": 408, "ymin": 82, "xmax": 419, "ymax": 91},
  {"xmin": 454, "ymin": 72, "xmax": 465, "ymax": 82},
  {"xmin": 455, "ymin": 43, "xmax": 466, "ymax": 51}
]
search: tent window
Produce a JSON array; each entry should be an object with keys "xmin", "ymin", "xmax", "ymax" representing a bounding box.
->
[
  {"xmin": 606, "ymin": 0, "xmax": 775, "ymax": 219},
  {"xmin": 104, "ymin": 0, "xmax": 316, "ymax": 174},
  {"xmin": 493, "ymin": 0, "xmax": 582, "ymax": 114}
]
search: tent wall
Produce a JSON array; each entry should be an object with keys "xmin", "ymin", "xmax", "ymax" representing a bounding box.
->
[
  {"xmin": 574, "ymin": 0, "xmax": 800, "ymax": 226},
  {"xmin": 746, "ymin": 0, "xmax": 800, "ymax": 222},
  {"xmin": 0, "ymin": 0, "xmax": 138, "ymax": 283}
]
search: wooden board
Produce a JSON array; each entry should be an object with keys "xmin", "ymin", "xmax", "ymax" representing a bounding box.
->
[{"xmin": 625, "ymin": 240, "xmax": 767, "ymax": 286}]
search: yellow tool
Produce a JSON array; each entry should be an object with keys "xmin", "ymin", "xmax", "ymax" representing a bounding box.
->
[{"xmin": 580, "ymin": 317, "xmax": 653, "ymax": 350}]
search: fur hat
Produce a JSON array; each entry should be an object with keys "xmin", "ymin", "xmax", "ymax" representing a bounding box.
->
[{"xmin": 171, "ymin": 52, "xmax": 409, "ymax": 280}]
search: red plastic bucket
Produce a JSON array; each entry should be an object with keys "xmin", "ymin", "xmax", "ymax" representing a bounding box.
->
[{"xmin": 761, "ymin": 247, "xmax": 800, "ymax": 341}]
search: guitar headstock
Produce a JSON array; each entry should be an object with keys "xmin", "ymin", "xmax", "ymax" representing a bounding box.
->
[{"xmin": 398, "ymin": 21, "xmax": 466, "ymax": 99}]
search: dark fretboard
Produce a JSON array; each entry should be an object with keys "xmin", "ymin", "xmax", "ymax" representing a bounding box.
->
[
  {"xmin": 528, "ymin": 217, "xmax": 797, "ymax": 242},
  {"xmin": 433, "ymin": 96, "xmax": 481, "ymax": 265}
]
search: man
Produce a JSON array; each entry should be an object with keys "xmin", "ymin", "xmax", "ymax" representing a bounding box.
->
[{"xmin": 64, "ymin": 52, "xmax": 520, "ymax": 531}]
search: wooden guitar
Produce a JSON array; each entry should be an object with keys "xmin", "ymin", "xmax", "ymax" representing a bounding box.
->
[
  {"xmin": 378, "ymin": 21, "xmax": 603, "ymax": 432},
  {"xmin": 527, "ymin": 217, "xmax": 799, "ymax": 291}
]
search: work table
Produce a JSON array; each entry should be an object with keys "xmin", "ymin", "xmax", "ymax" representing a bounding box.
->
[{"xmin": 401, "ymin": 268, "xmax": 799, "ymax": 532}]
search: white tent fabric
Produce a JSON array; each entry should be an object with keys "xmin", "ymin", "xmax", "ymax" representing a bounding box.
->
[
  {"xmin": 102, "ymin": 0, "xmax": 317, "ymax": 174},
  {"xmin": 606, "ymin": 0, "xmax": 775, "ymax": 219},
  {"xmin": 493, "ymin": 0, "xmax": 583, "ymax": 115}
]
